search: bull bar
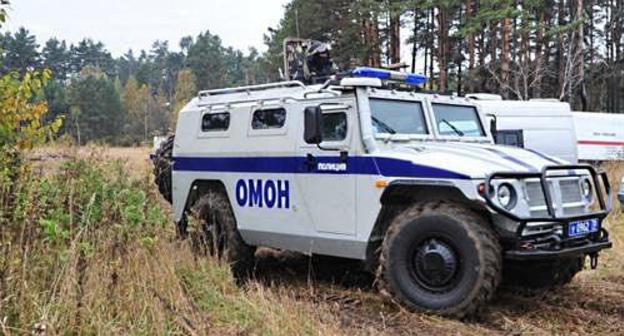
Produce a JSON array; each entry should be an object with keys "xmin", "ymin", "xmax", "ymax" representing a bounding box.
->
[{"xmin": 483, "ymin": 165, "xmax": 613, "ymax": 260}]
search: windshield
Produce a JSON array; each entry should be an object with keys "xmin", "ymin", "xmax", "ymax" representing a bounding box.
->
[
  {"xmin": 369, "ymin": 99, "xmax": 428, "ymax": 135},
  {"xmin": 431, "ymin": 103, "xmax": 485, "ymax": 137}
]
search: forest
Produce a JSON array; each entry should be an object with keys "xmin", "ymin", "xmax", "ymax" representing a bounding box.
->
[
  {"xmin": 1, "ymin": 0, "xmax": 623, "ymax": 145},
  {"xmin": 2, "ymin": 2, "xmax": 624, "ymax": 334}
]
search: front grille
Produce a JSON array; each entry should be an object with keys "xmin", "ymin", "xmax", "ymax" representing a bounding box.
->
[
  {"xmin": 525, "ymin": 177, "xmax": 588, "ymax": 219},
  {"xmin": 526, "ymin": 181, "xmax": 546, "ymax": 207},
  {"xmin": 563, "ymin": 205, "xmax": 586, "ymax": 216},
  {"xmin": 560, "ymin": 179, "xmax": 582, "ymax": 203}
]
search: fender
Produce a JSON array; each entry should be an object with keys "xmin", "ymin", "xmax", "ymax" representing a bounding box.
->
[
  {"xmin": 364, "ymin": 180, "xmax": 489, "ymax": 270},
  {"xmin": 176, "ymin": 179, "xmax": 229, "ymax": 228}
]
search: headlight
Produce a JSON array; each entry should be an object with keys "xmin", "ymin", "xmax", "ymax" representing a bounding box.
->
[
  {"xmin": 580, "ymin": 177, "xmax": 593, "ymax": 201},
  {"xmin": 497, "ymin": 183, "xmax": 517, "ymax": 210}
]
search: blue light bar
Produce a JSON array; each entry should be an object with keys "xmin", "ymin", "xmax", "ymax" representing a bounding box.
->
[{"xmin": 351, "ymin": 67, "xmax": 428, "ymax": 86}]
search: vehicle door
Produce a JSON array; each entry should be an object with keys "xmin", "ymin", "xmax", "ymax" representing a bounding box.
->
[{"xmin": 296, "ymin": 100, "xmax": 358, "ymax": 235}]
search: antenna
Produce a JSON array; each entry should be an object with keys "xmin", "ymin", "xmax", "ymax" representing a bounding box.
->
[{"xmin": 295, "ymin": 9, "xmax": 300, "ymax": 38}]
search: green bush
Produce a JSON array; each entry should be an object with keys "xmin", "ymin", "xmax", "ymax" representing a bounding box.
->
[{"xmin": 0, "ymin": 156, "xmax": 169, "ymax": 332}]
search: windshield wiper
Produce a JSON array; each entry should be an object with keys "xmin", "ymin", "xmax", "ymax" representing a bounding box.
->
[
  {"xmin": 441, "ymin": 119, "xmax": 464, "ymax": 137},
  {"xmin": 371, "ymin": 116, "xmax": 397, "ymax": 134}
]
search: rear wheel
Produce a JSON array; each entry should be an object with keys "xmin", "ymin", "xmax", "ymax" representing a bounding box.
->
[
  {"xmin": 190, "ymin": 191, "xmax": 256, "ymax": 282},
  {"xmin": 152, "ymin": 134, "xmax": 174, "ymax": 203},
  {"xmin": 504, "ymin": 257, "xmax": 584, "ymax": 289},
  {"xmin": 376, "ymin": 202, "xmax": 502, "ymax": 318}
]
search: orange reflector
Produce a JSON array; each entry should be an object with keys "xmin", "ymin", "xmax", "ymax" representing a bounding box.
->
[{"xmin": 375, "ymin": 180, "xmax": 389, "ymax": 188}]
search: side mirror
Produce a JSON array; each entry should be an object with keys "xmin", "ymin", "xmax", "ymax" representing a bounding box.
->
[
  {"xmin": 487, "ymin": 113, "xmax": 497, "ymax": 136},
  {"xmin": 304, "ymin": 106, "xmax": 323, "ymax": 144}
]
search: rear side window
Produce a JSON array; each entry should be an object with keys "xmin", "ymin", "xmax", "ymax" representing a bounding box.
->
[
  {"xmin": 202, "ymin": 112, "xmax": 230, "ymax": 132},
  {"xmin": 252, "ymin": 108, "xmax": 286, "ymax": 129},
  {"xmin": 321, "ymin": 112, "xmax": 347, "ymax": 141}
]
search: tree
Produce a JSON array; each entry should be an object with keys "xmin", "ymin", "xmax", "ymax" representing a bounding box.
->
[
  {"xmin": 69, "ymin": 39, "xmax": 115, "ymax": 76},
  {"xmin": 122, "ymin": 75, "xmax": 148, "ymax": 142},
  {"xmin": 1, "ymin": 27, "xmax": 39, "ymax": 75},
  {"xmin": 186, "ymin": 30, "xmax": 228, "ymax": 90},
  {"xmin": 0, "ymin": 69, "xmax": 61, "ymax": 151},
  {"xmin": 0, "ymin": 0, "xmax": 63, "ymax": 183},
  {"xmin": 117, "ymin": 49, "xmax": 139, "ymax": 85},
  {"xmin": 41, "ymin": 38, "xmax": 70, "ymax": 80},
  {"xmin": 170, "ymin": 69, "xmax": 196, "ymax": 127},
  {"xmin": 43, "ymin": 79, "xmax": 69, "ymax": 128},
  {"xmin": 262, "ymin": 0, "xmax": 387, "ymax": 75},
  {"xmin": 67, "ymin": 67, "xmax": 124, "ymax": 144}
]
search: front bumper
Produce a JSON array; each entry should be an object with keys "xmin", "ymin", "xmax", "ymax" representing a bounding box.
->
[
  {"xmin": 506, "ymin": 241, "xmax": 612, "ymax": 260},
  {"xmin": 484, "ymin": 165, "xmax": 613, "ymax": 260},
  {"xmin": 505, "ymin": 231, "xmax": 612, "ymax": 260}
]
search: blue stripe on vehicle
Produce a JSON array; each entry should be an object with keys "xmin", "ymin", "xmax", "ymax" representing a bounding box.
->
[
  {"xmin": 172, "ymin": 156, "xmax": 471, "ymax": 180},
  {"xmin": 484, "ymin": 148, "xmax": 538, "ymax": 172},
  {"xmin": 525, "ymin": 148, "xmax": 562, "ymax": 165}
]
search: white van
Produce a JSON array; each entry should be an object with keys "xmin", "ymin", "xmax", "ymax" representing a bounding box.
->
[
  {"xmin": 572, "ymin": 112, "xmax": 624, "ymax": 161},
  {"xmin": 468, "ymin": 95, "xmax": 578, "ymax": 163}
]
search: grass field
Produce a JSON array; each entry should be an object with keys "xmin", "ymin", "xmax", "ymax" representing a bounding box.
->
[{"xmin": 2, "ymin": 145, "xmax": 623, "ymax": 335}]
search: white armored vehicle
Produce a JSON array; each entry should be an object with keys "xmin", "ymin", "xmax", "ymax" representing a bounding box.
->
[{"xmin": 153, "ymin": 67, "xmax": 613, "ymax": 317}]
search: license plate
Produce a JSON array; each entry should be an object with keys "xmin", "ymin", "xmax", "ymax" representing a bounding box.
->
[{"xmin": 568, "ymin": 219, "xmax": 600, "ymax": 237}]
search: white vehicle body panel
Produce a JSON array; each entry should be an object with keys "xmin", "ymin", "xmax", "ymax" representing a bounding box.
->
[
  {"xmin": 171, "ymin": 85, "xmax": 566, "ymax": 260},
  {"xmin": 573, "ymin": 112, "xmax": 624, "ymax": 161},
  {"xmin": 474, "ymin": 100, "xmax": 577, "ymax": 163}
]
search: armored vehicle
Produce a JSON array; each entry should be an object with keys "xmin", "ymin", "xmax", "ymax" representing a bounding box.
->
[{"xmin": 153, "ymin": 67, "xmax": 613, "ymax": 317}]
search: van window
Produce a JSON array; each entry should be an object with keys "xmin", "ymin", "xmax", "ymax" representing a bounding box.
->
[
  {"xmin": 202, "ymin": 112, "xmax": 230, "ymax": 132},
  {"xmin": 495, "ymin": 130, "xmax": 524, "ymax": 148},
  {"xmin": 321, "ymin": 112, "xmax": 347, "ymax": 141},
  {"xmin": 252, "ymin": 108, "xmax": 286, "ymax": 129}
]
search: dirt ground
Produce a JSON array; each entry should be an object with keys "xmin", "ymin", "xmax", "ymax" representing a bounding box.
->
[{"xmin": 32, "ymin": 146, "xmax": 624, "ymax": 335}]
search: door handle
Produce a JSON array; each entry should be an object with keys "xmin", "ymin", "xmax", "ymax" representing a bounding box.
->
[
  {"xmin": 305, "ymin": 153, "xmax": 316, "ymax": 171},
  {"xmin": 340, "ymin": 151, "xmax": 348, "ymax": 163}
]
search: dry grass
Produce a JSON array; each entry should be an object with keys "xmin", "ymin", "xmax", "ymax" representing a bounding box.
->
[{"xmin": 1, "ymin": 146, "xmax": 623, "ymax": 335}]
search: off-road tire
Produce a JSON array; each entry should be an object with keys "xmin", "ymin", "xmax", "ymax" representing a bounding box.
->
[
  {"xmin": 152, "ymin": 134, "xmax": 174, "ymax": 203},
  {"xmin": 503, "ymin": 257, "xmax": 584, "ymax": 289},
  {"xmin": 190, "ymin": 191, "xmax": 256, "ymax": 282},
  {"xmin": 376, "ymin": 201, "xmax": 502, "ymax": 318}
]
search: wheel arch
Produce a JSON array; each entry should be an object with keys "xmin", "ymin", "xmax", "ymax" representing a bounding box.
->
[
  {"xmin": 365, "ymin": 180, "xmax": 491, "ymax": 269},
  {"xmin": 176, "ymin": 179, "xmax": 235, "ymax": 231},
  {"xmin": 183, "ymin": 179, "xmax": 230, "ymax": 213}
]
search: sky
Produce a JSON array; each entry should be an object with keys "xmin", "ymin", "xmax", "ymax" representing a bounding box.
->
[
  {"xmin": 4, "ymin": 0, "xmax": 290, "ymax": 56},
  {"xmin": 3, "ymin": 0, "xmax": 427, "ymax": 72}
]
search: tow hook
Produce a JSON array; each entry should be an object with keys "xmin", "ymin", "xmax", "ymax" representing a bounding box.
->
[{"xmin": 589, "ymin": 253, "xmax": 599, "ymax": 269}]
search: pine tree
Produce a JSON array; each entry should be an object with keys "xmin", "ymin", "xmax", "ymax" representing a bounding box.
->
[
  {"xmin": 2, "ymin": 27, "xmax": 39, "ymax": 74},
  {"xmin": 68, "ymin": 67, "xmax": 124, "ymax": 144}
]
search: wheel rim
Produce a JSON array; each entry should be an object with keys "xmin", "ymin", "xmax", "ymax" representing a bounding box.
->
[{"xmin": 410, "ymin": 237, "xmax": 461, "ymax": 293}]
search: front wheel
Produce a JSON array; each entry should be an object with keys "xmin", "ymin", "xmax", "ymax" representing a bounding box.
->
[{"xmin": 376, "ymin": 202, "xmax": 502, "ymax": 318}]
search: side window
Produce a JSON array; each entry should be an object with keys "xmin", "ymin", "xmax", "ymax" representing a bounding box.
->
[
  {"xmin": 252, "ymin": 108, "xmax": 286, "ymax": 129},
  {"xmin": 495, "ymin": 130, "xmax": 525, "ymax": 148},
  {"xmin": 321, "ymin": 112, "xmax": 347, "ymax": 141},
  {"xmin": 202, "ymin": 112, "xmax": 230, "ymax": 132}
]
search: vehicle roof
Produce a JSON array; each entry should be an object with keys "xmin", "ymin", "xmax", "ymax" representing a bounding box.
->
[
  {"xmin": 573, "ymin": 111, "xmax": 624, "ymax": 120},
  {"xmin": 191, "ymin": 80, "xmax": 478, "ymax": 110},
  {"xmin": 475, "ymin": 99, "xmax": 572, "ymax": 117}
]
